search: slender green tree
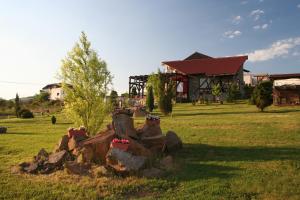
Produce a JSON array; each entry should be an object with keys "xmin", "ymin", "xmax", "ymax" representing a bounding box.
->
[
  {"xmin": 251, "ymin": 81, "xmax": 273, "ymax": 111},
  {"xmin": 59, "ymin": 32, "xmax": 112, "ymax": 135},
  {"xmin": 109, "ymin": 90, "xmax": 118, "ymax": 108},
  {"xmin": 15, "ymin": 93, "xmax": 21, "ymax": 117},
  {"xmin": 212, "ymin": 83, "xmax": 223, "ymax": 104},
  {"xmin": 146, "ymin": 85, "xmax": 154, "ymax": 112}
]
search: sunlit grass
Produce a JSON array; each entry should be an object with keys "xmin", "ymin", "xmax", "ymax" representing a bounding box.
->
[{"xmin": 0, "ymin": 103, "xmax": 300, "ymax": 199}]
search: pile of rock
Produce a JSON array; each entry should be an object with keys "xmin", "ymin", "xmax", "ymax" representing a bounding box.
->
[{"xmin": 16, "ymin": 109, "xmax": 182, "ymax": 178}]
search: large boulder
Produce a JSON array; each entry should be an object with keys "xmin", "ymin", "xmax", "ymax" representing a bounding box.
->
[
  {"xmin": 68, "ymin": 135, "xmax": 88, "ymax": 151},
  {"xmin": 112, "ymin": 113, "xmax": 138, "ymax": 139},
  {"xmin": 138, "ymin": 119, "xmax": 162, "ymax": 138},
  {"xmin": 79, "ymin": 129, "xmax": 115, "ymax": 164},
  {"xmin": 165, "ymin": 131, "xmax": 182, "ymax": 152},
  {"xmin": 141, "ymin": 135, "xmax": 166, "ymax": 154},
  {"xmin": 127, "ymin": 138, "xmax": 152, "ymax": 157},
  {"xmin": 159, "ymin": 155, "xmax": 174, "ymax": 170},
  {"xmin": 64, "ymin": 161, "xmax": 91, "ymax": 175},
  {"xmin": 106, "ymin": 147, "xmax": 147, "ymax": 173},
  {"xmin": 47, "ymin": 150, "xmax": 70, "ymax": 166},
  {"xmin": 53, "ymin": 135, "xmax": 69, "ymax": 152}
]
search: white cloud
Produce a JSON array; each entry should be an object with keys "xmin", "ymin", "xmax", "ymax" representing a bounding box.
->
[
  {"xmin": 232, "ymin": 15, "xmax": 242, "ymax": 24},
  {"xmin": 259, "ymin": 0, "xmax": 264, "ymax": 3},
  {"xmin": 261, "ymin": 23, "xmax": 268, "ymax": 29},
  {"xmin": 292, "ymin": 51, "xmax": 300, "ymax": 56},
  {"xmin": 297, "ymin": 4, "xmax": 300, "ymax": 8},
  {"xmin": 223, "ymin": 30, "xmax": 242, "ymax": 39},
  {"xmin": 241, "ymin": 1, "xmax": 248, "ymax": 5},
  {"xmin": 253, "ymin": 23, "xmax": 268, "ymax": 30},
  {"xmin": 247, "ymin": 37, "xmax": 300, "ymax": 62},
  {"xmin": 250, "ymin": 9, "xmax": 264, "ymax": 21}
]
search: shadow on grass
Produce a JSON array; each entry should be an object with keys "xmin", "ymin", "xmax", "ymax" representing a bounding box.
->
[
  {"xmin": 180, "ymin": 143, "xmax": 300, "ymax": 162},
  {"xmin": 173, "ymin": 109, "xmax": 300, "ymax": 117}
]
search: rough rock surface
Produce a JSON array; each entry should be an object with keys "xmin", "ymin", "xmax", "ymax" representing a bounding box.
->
[
  {"xmin": 112, "ymin": 113, "xmax": 138, "ymax": 139},
  {"xmin": 127, "ymin": 138, "xmax": 152, "ymax": 157},
  {"xmin": 53, "ymin": 135, "xmax": 69, "ymax": 152},
  {"xmin": 106, "ymin": 147, "xmax": 147, "ymax": 173},
  {"xmin": 159, "ymin": 155, "xmax": 174, "ymax": 170},
  {"xmin": 64, "ymin": 161, "xmax": 91, "ymax": 175},
  {"xmin": 165, "ymin": 131, "xmax": 182, "ymax": 152},
  {"xmin": 141, "ymin": 135, "xmax": 166, "ymax": 153}
]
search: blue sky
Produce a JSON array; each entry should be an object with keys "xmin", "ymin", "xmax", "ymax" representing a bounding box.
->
[{"xmin": 0, "ymin": 0, "xmax": 300, "ymax": 99}]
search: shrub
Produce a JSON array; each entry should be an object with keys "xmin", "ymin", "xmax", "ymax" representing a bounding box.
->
[
  {"xmin": 251, "ymin": 81, "xmax": 273, "ymax": 111},
  {"xmin": 51, "ymin": 116, "xmax": 57, "ymax": 124},
  {"xmin": 146, "ymin": 86, "xmax": 154, "ymax": 112},
  {"xmin": 226, "ymin": 83, "xmax": 240, "ymax": 103},
  {"xmin": 19, "ymin": 109, "xmax": 34, "ymax": 118}
]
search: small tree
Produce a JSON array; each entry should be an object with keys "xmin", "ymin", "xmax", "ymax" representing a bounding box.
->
[
  {"xmin": 59, "ymin": 32, "xmax": 112, "ymax": 135},
  {"xmin": 51, "ymin": 116, "xmax": 57, "ymax": 124},
  {"xmin": 34, "ymin": 91, "xmax": 50, "ymax": 103},
  {"xmin": 147, "ymin": 70, "xmax": 174, "ymax": 115},
  {"xmin": 226, "ymin": 83, "xmax": 240, "ymax": 103},
  {"xmin": 109, "ymin": 90, "xmax": 118, "ymax": 108},
  {"xmin": 251, "ymin": 81, "xmax": 273, "ymax": 111},
  {"xmin": 15, "ymin": 93, "xmax": 21, "ymax": 117},
  {"xmin": 212, "ymin": 83, "xmax": 223, "ymax": 104},
  {"xmin": 146, "ymin": 85, "xmax": 154, "ymax": 112}
]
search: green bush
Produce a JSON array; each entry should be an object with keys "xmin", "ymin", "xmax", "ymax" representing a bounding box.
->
[
  {"xmin": 251, "ymin": 81, "xmax": 273, "ymax": 111},
  {"xmin": 51, "ymin": 116, "xmax": 57, "ymax": 124},
  {"xmin": 226, "ymin": 83, "xmax": 240, "ymax": 103},
  {"xmin": 146, "ymin": 86, "xmax": 154, "ymax": 112},
  {"xmin": 19, "ymin": 109, "xmax": 34, "ymax": 118}
]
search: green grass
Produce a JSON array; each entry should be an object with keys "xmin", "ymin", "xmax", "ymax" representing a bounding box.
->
[{"xmin": 0, "ymin": 103, "xmax": 300, "ymax": 199}]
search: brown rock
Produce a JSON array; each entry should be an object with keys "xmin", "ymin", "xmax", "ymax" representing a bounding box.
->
[
  {"xmin": 159, "ymin": 156, "xmax": 174, "ymax": 170},
  {"xmin": 80, "ymin": 129, "xmax": 115, "ymax": 164},
  {"xmin": 77, "ymin": 146, "xmax": 94, "ymax": 163},
  {"xmin": 64, "ymin": 161, "xmax": 90, "ymax": 175},
  {"xmin": 165, "ymin": 131, "xmax": 182, "ymax": 152},
  {"xmin": 47, "ymin": 150, "xmax": 69, "ymax": 166},
  {"xmin": 133, "ymin": 108, "xmax": 147, "ymax": 118},
  {"xmin": 141, "ymin": 135, "xmax": 166, "ymax": 154},
  {"xmin": 141, "ymin": 168, "xmax": 164, "ymax": 178},
  {"xmin": 127, "ymin": 138, "xmax": 152, "ymax": 157},
  {"xmin": 106, "ymin": 147, "xmax": 147, "ymax": 173},
  {"xmin": 91, "ymin": 165, "xmax": 109, "ymax": 177},
  {"xmin": 53, "ymin": 135, "xmax": 69, "ymax": 152},
  {"xmin": 68, "ymin": 135, "xmax": 88, "ymax": 151},
  {"xmin": 112, "ymin": 113, "xmax": 138, "ymax": 139},
  {"xmin": 138, "ymin": 119, "xmax": 162, "ymax": 138},
  {"xmin": 24, "ymin": 162, "xmax": 39, "ymax": 174}
]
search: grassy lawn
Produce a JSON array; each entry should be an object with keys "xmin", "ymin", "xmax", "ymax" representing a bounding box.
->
[{"xmin": 0, "ymin": 103, "xmax": 300, "ymax": 199}]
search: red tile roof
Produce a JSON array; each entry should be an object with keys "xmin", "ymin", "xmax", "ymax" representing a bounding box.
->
[{"xmin": 162, "ymin": 56, "xmax": 248, "ymax": 76}]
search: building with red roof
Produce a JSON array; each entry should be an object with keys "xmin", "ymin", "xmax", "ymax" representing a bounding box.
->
[{"xmin": 129, "ymin": 52, "xmax": 248, "ymax": 102}]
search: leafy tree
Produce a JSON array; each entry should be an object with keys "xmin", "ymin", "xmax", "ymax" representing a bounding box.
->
[
  {"xmin": 251, "ymin": 81, "xmax": 273, "ymax": 111},
  {"xmin": 146, "ymin": 85, "xmax": 154, "ymax": 112},
  {"xmin": 121, "ymin": 92, "xmax": 129, "ymax": 98},
  {"xmin": 109, "ymin": 90, "xmax": 118, "ymax": 107},
  {"xmin": 226, "ymin": 83, "xmax": 240, "ymax": 103},
  {"xmin": 34, "ymin": 91, "xmax": 50, "ymax": 103},
  {"xmin": 212, "ymin": 83, "xmax": 223, "ymax": 104},
  {"xmin": 51, "ymin": 115, "xmax": 57, "ymax": 124},
  {"xmin": 15, "ymin": 93, "xmax": 21, "ymax": 117},
  {"xmin": 59, "ymin": 32, "xmax": 112, "ymax": 135},
  {"xmin": 147, "ymin": 70, "xmax": 175, "ymax": 115},
  {"xmin": 244, "ymin": 84, "xmax": 254, "ymax": 99}
]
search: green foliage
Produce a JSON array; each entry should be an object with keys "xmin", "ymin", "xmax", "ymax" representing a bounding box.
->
[
  {"xmin": 51, "ymin": 115, "xmax": 56, "ymax": 124},
  {"xmin": 147, "ymin": 70, "xmax": 174, "ymax": 115},
  {"xmin": 251, "ymin": 81, "xmax": 273, "ymax": 111},
  {"xmin": 244, "ymin": 84, "xmax": 254, "ymax": 99},
  {"xmin": 121, "ymin": 92, "xmax": 129, "ymax": 98},
  {"xmin": 109, "ymin": 90, "xmax": 118, "ymax": 107},
  {"xmin": 212, "ymin": 83, "xmax": 223, "ymax": 104},
  {"xmin": 146, "ymin": 85, "xmax": 154, "ymax": 112},
  {"xmin": 15, "ymin": 93, "xmax": 21, "ymax": 117},
  {"xmin": 59, "ymin": 32, "xmax": 112, "ymax": 135},
  {"xmin": 19, "ymin": 109, "xmax": 34, "ymax": 118},
  {"xmin": 34, "ymin": 91, "xmax": 50, "ymax": 103},
  {"xmin": 226, "ymin": 83, "xmax": 240, "ymax": 103}
]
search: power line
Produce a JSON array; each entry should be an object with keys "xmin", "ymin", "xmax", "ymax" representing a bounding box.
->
[{"xmin": 0, "ymin": 80, "xmax": 47, "ymax": 86}]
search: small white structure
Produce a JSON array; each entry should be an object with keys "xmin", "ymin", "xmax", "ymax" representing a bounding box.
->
[
  {"xmin": 243, "ymin": 72, "xmax": 257, "ymax": 86},
  {"xmin": 274, "ymin": 78, "xmax": 300, "ymax": 87},
  {"xmin": 42, "ymin": 83, "xmax": 65, "ymax": 101}
]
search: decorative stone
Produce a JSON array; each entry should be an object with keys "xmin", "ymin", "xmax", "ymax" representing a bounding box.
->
[
  {"xmin": 53, "ymin": 135, "xmax": 69, "ymax": 152},
  {"xmin": 47, "ymin": 150, "xmax": 69, "ymax": 166},
  {"xmin": 112, "ymin": 113, "xmax": 138, "ymax": 139},
  {"xmin": 165, "ymin": 131, "xmax": 182, "ymax": 152},
  {"xmin": 64, "ymin": 161, "xmax": 90, "ymax": 175},
  {"xmin": 127, "ymin": 138, "xmax": 152, "ymax": 157},
  {"xmin": 159, "ymin": 156, "xmax": 174, "ymax": 170},
  {"xmin": 141, "ymin": 135, "xmax": 166, "ymax": 154},
  {"xmin": 106, "ymin": 148, "xmax": 147, "ymax": 173}
]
